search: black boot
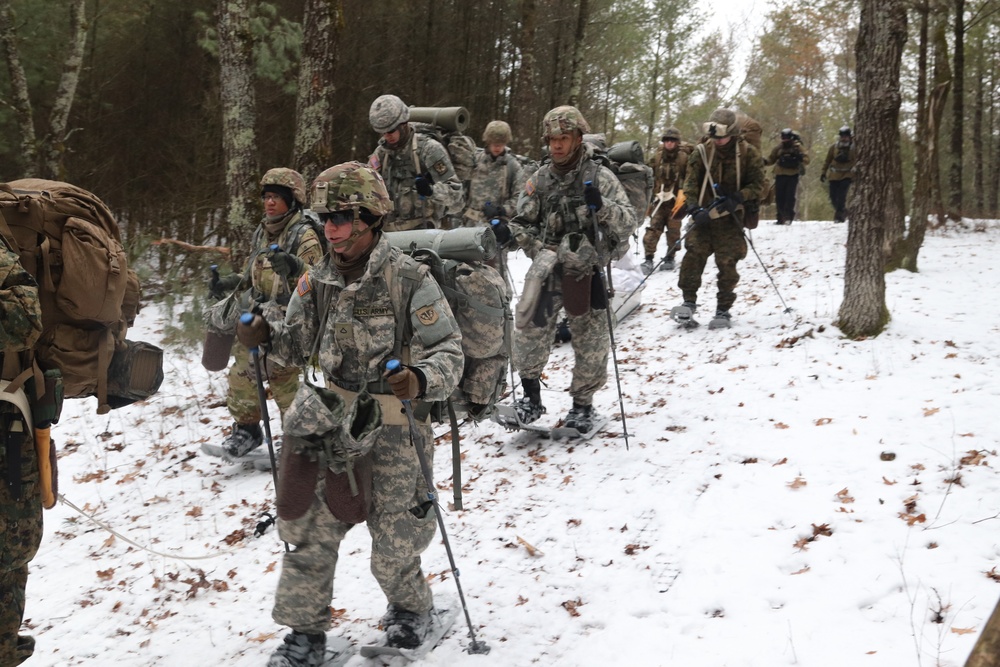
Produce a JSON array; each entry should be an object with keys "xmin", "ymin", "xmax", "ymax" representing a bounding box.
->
[
  {"xmin": 221, "ymin": 422, "xmax": 263, "ymax": 461},
  {"xmin": 382, "ymin": 605, "xmax": 432, "ymax": 650},
  {"xmin": 564, "ymin": 403, "xmax": 594, "ymax": 433},
  {"xmin": 514, "ymin": 378, "xmax": 545, "ymax": 424},
  {"xmin": 267, "ymin": 631, "xmax": 326, "ymax": 667}
]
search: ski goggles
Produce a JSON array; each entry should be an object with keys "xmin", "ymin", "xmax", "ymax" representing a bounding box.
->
[{"xmin": 702, "ymin": 122, "xmax": 730, "ymax": 138}]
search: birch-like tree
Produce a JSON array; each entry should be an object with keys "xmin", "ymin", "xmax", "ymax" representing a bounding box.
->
[{"xmin": 292, "ymin": 0, "xmax": 342, "ymax": 184}]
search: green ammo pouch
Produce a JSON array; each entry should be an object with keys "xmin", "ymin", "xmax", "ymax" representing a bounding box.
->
[{"xmin": 26, "ymin": 368, "xmax": 64, "ymax": 427}]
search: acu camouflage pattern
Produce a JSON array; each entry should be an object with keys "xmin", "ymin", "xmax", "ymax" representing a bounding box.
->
[
  {"xmin": 643, "ymin": 141, "xmax": 691, "ymax": 257},
  {"xmin": 510, "ymin": 144, "xmax": 635, "ymax": 405},
  {"xmin": 311, "ymin": 161, "xmax": 394, "ymax": 216},
  {"xmin": 462, "ymin": 148, "xmax": 526, "ymax": 226},
  {"xmin": 227, "ymin": 210, "xmax": 323, "ymax": 424},
  {"xmin": 679, "ymin": 136, "xmax": 764, "ymax": 312},
  {"xmin": 482, "ymin": 120, "xmax": 513, "ymax": 145},
  {"xmin": 541, "ymin": 105, "xmax": 591, "ymax": 139},
  {"xmin": 369, "ymin": 129, "xmax": 465, "ymax": 231},
  {"xmin": 262, "ymin": 235, "xmax": 463, "ymax": 632},
  {"xmin": 261, "ymin": 167, "xmax": 307, "ymax": 205},
  {"xmin": 1, "ymin": 243, "xmax": 43, "ymax": 667},
  {"xmin": 369, "ymin": 94, "xmax": 410, "ymax": 134}
]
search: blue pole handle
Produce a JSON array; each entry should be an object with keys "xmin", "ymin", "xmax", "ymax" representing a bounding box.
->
[
  {"xmin": 386, "ymin": 358, "xmax": 402, "ymax": 374},
  {"xmin": 240, "ymin": 312, "xmax": 255, "ymax": 325},
  {"xmin": 269, "ymin": 243, "xmax": 281, "ymax": 252}
]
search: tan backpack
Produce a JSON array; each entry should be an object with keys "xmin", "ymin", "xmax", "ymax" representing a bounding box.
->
[{"xmin": 0, "ymin": 179, "xmax": 162, "ymax": 414}]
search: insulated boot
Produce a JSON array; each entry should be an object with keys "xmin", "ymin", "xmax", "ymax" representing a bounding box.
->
[
  {"xmin": 553, "ymin": 318, "xmax": 572, "ymax": 344},
  {"xmin": 661, "ymin": 255, "xmax": 676, "ymax": 271},
  {"xmin": 221, "ymin": 422, "xmax": 263, "ymax": 461},
  {"xmin": 563, "ymin": 403, "xmax": 594, "ymax": 433},
  {"xmin": 708, "ymin": 309, "xmax": 732, "ymax": 330},
  {"xmin": 640, "ymin": 258, "xmax": 655, "ymax": 275},
  {"xmin": 382, "ymin": 605, "xmax": 432, "ymax": 650},
  {"xmin": 514, "ymin": 378, "xmax": 545, "ymax": 424},
  {"xmin": 267, "ymin": 631, "xmax": 326, "ymax": 667}
]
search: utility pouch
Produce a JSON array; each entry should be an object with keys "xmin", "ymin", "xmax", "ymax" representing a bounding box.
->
[
  {"xmin": 1, "ymin": 380, "xmax": 33, "ymax": 501},
  {"xmin": 26, "ymin": 368, "xmax": 64, "ymax": 427}
]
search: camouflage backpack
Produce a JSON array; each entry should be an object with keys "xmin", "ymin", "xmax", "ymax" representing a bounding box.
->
[
  {"xmin": 412, "ymin": 123, "xmax": 477, "ymax": 185},
  {"xmin": 583, "ymin": 134, "xmax": 654, "ymax": 229},
  {"xmin": 0, "ymin": 179, "xmax": 164, "ymax": 414},
  {"xmin": 733, "ymin": 112, "xmax": 774, "ymax": 205}
]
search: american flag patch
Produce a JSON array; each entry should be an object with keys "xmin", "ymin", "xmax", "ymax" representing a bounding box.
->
[
  {"xmin": 368, "ymin": 154, "xmax": 380, "ymax": 170},
  {"xmin": 525, "ymin": 178, "xmax": 535, "ymax": 196},
  {"xmin": 297, "ymin": 273, "xmax": 311, "ymax": 297}
]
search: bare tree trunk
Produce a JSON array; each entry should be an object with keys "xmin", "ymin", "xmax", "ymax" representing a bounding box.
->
[
  {"xmin": 511, "ymin": 0, "xmax": 538, "ymax": 156},
  {"xmin": 929, "ymin": 6, "xmax": 952, "ymax": 227},
  {"xmin": 567, "ymin": 0, "xmax": 589, "ymax": 108},
  {"xmin": 42, "ymin": 0, "xmax": 88, "ymax": 180},
  {"xmin": 837, "ymin": 0, "xmax": 907, "ymax": 338},
  {"xmin": 972, "ymin": 43, "xmax": 984, "ymax": 216},
  {"xmin": 947, "ymin": 0, "xmax": 964, "ymax": 220},
  {"xmin": 905, "ymin": 0, "xmax": 931, "ymax": 272},
  {"xmin": 965, "ymin": 594, "xmax": 1000, "ymax": 666},
  {"xmin": 293, "ymin": 0, "xmax": 343, "ymax": 184},
  {"xmin": 0, "ymin": 0, "xmax": 37, "ymax": 176},
  {"xmin": 217, "ymin": 0, "xmax": 259, "ymax": 239},
  {"xmin": 645, "ymin": 30, "xmax": 663, "ymax": 151}
]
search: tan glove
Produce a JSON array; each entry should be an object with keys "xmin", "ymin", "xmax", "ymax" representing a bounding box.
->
[
  {"xmin": 385, "ymin": 367, "xmax": 421, "ymax": 401},
  {"xmin": 236, "ymin": 313, "xmax": 270, "ymax": 349}
]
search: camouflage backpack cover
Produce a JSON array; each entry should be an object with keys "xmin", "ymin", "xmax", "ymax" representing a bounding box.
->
[
  {"xmin": 0, "ymin": 179, "xmax": 163, "ymax": 413},
  {"xmin": 583, "ymin": 133, "xmax": 654, "ymax": 228}
]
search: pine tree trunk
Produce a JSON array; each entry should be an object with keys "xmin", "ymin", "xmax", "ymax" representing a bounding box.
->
[
  {"xmin": 0, "ymin": 0, "xmax": 37, "ymax": 177},
  {"xmin": 217, "ymin": 0, "xmax": 259, "ymax": 239},
  {"xmin": 837, "ymin": 0, "xmax": 907, "ymax": 338},
  {"xmin": 566, "ymin": 0, "xmax": 589, "ymax": 108},
  {"xmin": 293, "ymin": 0, "xmax": 342, "ymax": 184},
  {"xmin": 965, "ymin": 595, "xmax": 1000, "ymax": 667},
  {"xmin": 948, "ymin": 0, "xmax": 964, "ymax": 220},
  {"xmin": 511, "ymin": 0, "xmax": 538, "ymax": 157}
]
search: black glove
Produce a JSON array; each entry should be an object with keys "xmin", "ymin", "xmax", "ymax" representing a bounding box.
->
[
  {"xmin": 583, "ymin": 182, "xmax": 603, "ymax": 212},
  {"xmin": 689, "ymin": 206, "xmax": 711, "ymax": 225},
  {"xmin": 483, "ymin": 202, "xmax": 506, "ymax": 220},
  {"xmin": 414, "ymin": 173, "xmax": 434, "ymax": 197},
  {"xmin": 491, "ymin": 219, "xmax": 512, "ymax": 246},
  {"xmin": 236, "ymin": 313, "xmax": 271, "ymax": 349},
  {"xmin": 268, "ymin": 246, "xmax": 305, "ymax": 279},
  {"xmin": 820, "ymin": 173, "xmax": 827, "ymax": 183},
  {"xmin": 208, "ymin": 271, "xmax": 241, "ymax": 301}
]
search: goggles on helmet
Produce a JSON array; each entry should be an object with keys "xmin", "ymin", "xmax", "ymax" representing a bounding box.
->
[{"xmin": 703, "ymin": 122, "xmax": 730, "ymax": 138}]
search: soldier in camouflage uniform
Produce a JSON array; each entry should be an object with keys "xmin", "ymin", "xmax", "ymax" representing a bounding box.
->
[
  {"xmin": 678, "ymin": 108, "xmax": 765, "ymax": 324},
  {"xmin": 236, "ymin": 162, "xmax": 463, "ymax": 666},
  {"xmin": 642, "ymin": 127, "xmax": 691, "ymax": 274},
  {"xmin": 764, "ymin": 128, "xmax": 810, "ymax": 225},
  {"xmin": 462, "ymin": 120, "xmax": 526, "ymax": 229},
  {"xmin": 203, "ymin": 168, "xmax": 324, "ymax": 462},
  {"xmin": 508, "ymin": 106, "xmax": 636, "ymax": 432},
  {"xmin": 821, "ymin": 126, "xmax": 856, "ymax": 223},
  {"xmin": 0, "ymin": 241, "xmax": 44, "ymax": 667},
  {"xmin": 367, "ymin": 94, "xmax": 465, "ymax": 232}
]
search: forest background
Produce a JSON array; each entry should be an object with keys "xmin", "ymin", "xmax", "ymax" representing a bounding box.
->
[{"xmin": 0, "ymin": 0, "xmax": 999, "ymax": 280}]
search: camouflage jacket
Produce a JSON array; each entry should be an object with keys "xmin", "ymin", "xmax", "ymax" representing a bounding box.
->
[
  {"xmin": 684, "ymin": 138, "xmax": 765, "ymax": 215},
  {"xmin": 765, "ymin": 140, "xmax": 810, "ymax": 177},
  {"xmin": 822, "ymin": 140, "xmax": 856, "ymax": 181},
  {"xmin": 369, "ymin": 125, "xmax": 465, "ymax": 231},
  {"xmin": 247, "ymin": 210, "xmax": 324, "ymax": 307},
  {"xmin": 649, "ymin": 144, "xmax": 690, "ymax": 195},
  {"xmin": 265, "ymin": 234, "xmax": 463, "ymax": 402},
  {"xmin": 462, "ymin": 148, "xmax": 526, "ymax": 226},
  {"xmin": 510, "ymin": 144, "xmax": 636, "ymax": 260},
  {"xmin": 0, "ymin": 243, "xmax": 42, "ymax": 353}
]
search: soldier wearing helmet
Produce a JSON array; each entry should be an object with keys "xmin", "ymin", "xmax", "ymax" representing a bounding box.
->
[
  {"xmin": 235, "ymin": 162, "xmax": 463, "ymax": 664},
  {"xmin": 641, "ymin": 126, "xmax": 693, "ymax": 274},
  {"xmin": 764, "ymin": 127, "xmax": 810, "ymax": 225},
  {"xmin": 367, "ymin": 94, "xmax": 464, "ymax": 231},
  {"xmin": 821, "ymin": 125, "xmax": 855, "ymax": 223},
  {"xmin": 507, "ymin": 105, "xmax": 636, "ymax": 434},
  {"xmin": 461, "ymin": 120, "xmax": 527, "ymax": 230},
  {"xmin": 675, "ymin": 108, "xmax": 764, "ymax": 328},
  {"xmin": 202, "ymin": 167, "xmax": 324, "ymax": 464}
]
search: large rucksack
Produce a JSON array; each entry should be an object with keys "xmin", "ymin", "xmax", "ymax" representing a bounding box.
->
[
  {"xmin": 412, "ymin": 123, "xmax": 478, "ymax": 186},
  {"xmin": 0, "ymin": 179, "xmax": 163, "ymax": 414},
  {"xmin": 733, "ymin": 112, "xmax": 774, "ymax": 205},
  {"xmin": 583, "ymin": 134, "xmax": 653, "ymax": 241}
]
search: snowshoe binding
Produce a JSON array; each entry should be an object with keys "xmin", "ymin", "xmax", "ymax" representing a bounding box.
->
[
  {"xmin": 661, "ymin": 256, "xmax": 675, "ymax": 271},
  {"xmin": 670, "ymin": 301, "xmax": 699, "ymax": 329},
  {"xmin": 267, "ymin": 631, "xmax": 327, "ymax": 667},
  {"xmin": 563, "ymin": 403, "xmax": 595, "ymax": 433},
  {"xmin": 708, "ymin": 309, "xmax": 732, "ymax": 330},
  {"xmin": 200, "ymin": 422, "xmax": 265, "ymax": 463},
  {"xmin": 640, "ymin": 259, "xmax": 655, "ymax": 275}
]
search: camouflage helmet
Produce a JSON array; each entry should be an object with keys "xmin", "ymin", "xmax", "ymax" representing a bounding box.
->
[
  {"xmin": 310, "ymin": 161, "xmax": 394, "ymax": 217},
  {"xmin": 839, "ymin": 125, "xmax": 852, "ymax": 137},
  {"xmin": 704, "ymin": 108, "xmax": 739, "ymax": 138},
  {"xmin": 482, "ymin": 120, "xmax": 513, "ymax": 145},
  {"xmin": 541, "ymin": 105, "xmax": 591, "ymax": 140},
  {"xmin": 369, "ymin": 94, "xmax": 410, "ymax": 134},
  {"xmin": 260, "ymin": 167, "xmax": 307, "ymax": 205},
  {"xmin": 661, "ymin": 127, "xmax": 682, "ymax": 142}
]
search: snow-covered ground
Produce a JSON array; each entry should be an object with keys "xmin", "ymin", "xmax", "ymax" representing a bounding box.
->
[{"xmin": 23, "ymin": 219, "xmax": 1000, "ymax": 666}]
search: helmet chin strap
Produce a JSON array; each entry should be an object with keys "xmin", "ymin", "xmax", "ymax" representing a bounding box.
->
[{"xmin": 331, "ymin": 211, "xmax": 370, "ymax": 255}]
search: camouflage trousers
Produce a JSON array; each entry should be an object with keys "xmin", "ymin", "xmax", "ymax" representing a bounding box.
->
[
  {"xmin": 1, "ymin": 431, "xmax": 42, "ymax": 667},
  {"xmin": 272, "ymin": 423, "xmax": 437, "ymax": 633},
  {"xmin": 514, "ymin": 288, "xmax": 610, "ymax": 405},
  {"xmin": 678, "ymin": 216, "xmax": 748, "ymax": 312},
  {"xmin": 642, "ymin": 205, "xmax": 683, "ymax": 259},
  {"xmin": 227, "ymin": 344, "xmax": 300, "ymax": 425}
]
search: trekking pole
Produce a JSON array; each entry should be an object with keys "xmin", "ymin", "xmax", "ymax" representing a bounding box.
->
[
  {"xmin": 742, "ymin": 230, "xmax": 793, "ymax": 314},
  {"xmin": 385, "ymin": 359, "xmax": 491, "ymax": 656},
  {"xmin": 585, "ymin": 182, "xmax": 630, "ymax": 450},
  {"xmin": 239, "ymin": 312, "xmax": 289, "ymax": 553}
]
